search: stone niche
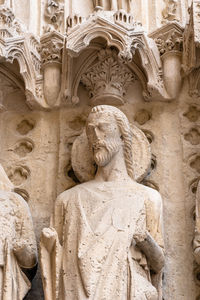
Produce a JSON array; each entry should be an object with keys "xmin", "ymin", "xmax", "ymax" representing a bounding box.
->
[{"xmin": 0, "ymin": 1, "xmax": 200, "ymax": 300}]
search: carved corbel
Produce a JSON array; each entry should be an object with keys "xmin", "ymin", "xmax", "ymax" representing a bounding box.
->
[
  {"xmin": 150, "ymin": 22, "xmax": 183, "ymax": 99},
  {"xmin": 39, "ymin": 31, "xmax": 64, "ymax": 107},
  {"xmin": 80, "ymin": 48, "xmax": 137, "ymax": 106}
]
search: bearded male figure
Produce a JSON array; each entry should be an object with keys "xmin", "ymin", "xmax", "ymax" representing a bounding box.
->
[
  {"xmin": 0, "ymin": 163, "xmax": 37, "ymax": 299},
  {"xmin": 40, "ymin": 105, "xmax": 165, "ymax": 300}
]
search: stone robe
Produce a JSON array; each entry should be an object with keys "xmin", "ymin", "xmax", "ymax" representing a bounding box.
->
[
  {"xmin": 0, "ymin": 163, "xmax": 37, "ymax": 300},
  {"xmin": 41, "ymin": 180, "xmax": 164, "ymax": 300}
]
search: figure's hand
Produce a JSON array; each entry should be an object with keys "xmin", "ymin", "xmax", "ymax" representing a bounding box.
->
[
  {"xmin": 13, "ymin": 240, "xmax": 37, "ymax": 268},
  {"xmin": 134, "ymin": 231, "xmax": 165, "ymax": 273},
  {"xmin": 133, "ymin": 232, "xmax": 147, "ymax": 244},
  {"xmin": 41, "ymin": 227, "xmax": 57, "ymax": 253}
]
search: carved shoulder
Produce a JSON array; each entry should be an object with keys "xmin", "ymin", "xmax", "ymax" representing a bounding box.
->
[
  {"xmin": 8, "ymin": 191, "xmax": 32, "ymax": 218},
  {"xmin": 143, "ymin": 185, "xmax": 163, "ymax": 211},
  {"xmin": 141, "ymin": 185, "xmax": 164, "ymax": 248}
]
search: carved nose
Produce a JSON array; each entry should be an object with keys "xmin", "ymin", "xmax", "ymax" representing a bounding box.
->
[{"xmin": 94, "ymin": 127, "xmax": 99, "ymax": 138}]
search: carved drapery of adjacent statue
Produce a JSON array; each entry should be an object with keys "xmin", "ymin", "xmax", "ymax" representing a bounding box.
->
[
  {"xmin": 40, "ymin": 105, "xmax": 165, "ymax": 300},
  {"xmin": 0, "ymin": 163, "xmax": 37, "ymax": 299}
]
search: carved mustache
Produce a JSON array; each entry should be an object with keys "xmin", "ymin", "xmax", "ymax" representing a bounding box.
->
[{"xmin": 92, "ymin": 140, "xmax": 107, "ymax": 151}]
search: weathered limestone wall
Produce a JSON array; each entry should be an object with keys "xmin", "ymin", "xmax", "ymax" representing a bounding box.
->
[{"xmin": 0, "ymin": 0, "xmax": 200, "ymax": 299}]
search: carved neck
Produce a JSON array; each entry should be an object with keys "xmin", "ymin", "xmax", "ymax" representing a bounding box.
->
[{"xmin": 95, "ymin": 146, "xmax": 130, "ymax": 182}]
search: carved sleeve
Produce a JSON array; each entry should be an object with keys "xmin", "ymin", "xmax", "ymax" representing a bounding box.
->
[{"xmin": 145, "ymin": 190, "xmax": 164, "ymax": 249}]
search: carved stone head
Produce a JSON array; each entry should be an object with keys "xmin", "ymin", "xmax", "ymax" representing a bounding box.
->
[
  {"xmin": 72, "ymin": 105, "xmax": 151, "ymax": 182},
  {"xmin": 86, "ymin": 105, "xmax": 134, "ymax": 177}
]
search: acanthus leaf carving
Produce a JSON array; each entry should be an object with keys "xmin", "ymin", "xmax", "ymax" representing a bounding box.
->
[
  {"xmin": 150, "ymin": 22, "xmax": 183, "ymax": 99},
  {"xmin": 39, "ymin": 31, "xmax": 64, "ymax": 66},
  {"xmin": 80, "ymin": 48, "xmax": 137, "ymax": 105},
  {"xmin": 65, "ymin": 9, "xmax": 180, "ymax": 102},
  {"xmin": 39, "ymin": 31, "xmax": 64, "ymax": 107},
  {"xmin": 151, "ymin": 23, "xmax": 183, "ymax": 56}
]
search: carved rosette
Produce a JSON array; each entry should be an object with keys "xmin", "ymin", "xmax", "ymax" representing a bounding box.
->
[{"xmin": 80, "ymin": 48, "xmax": 137, "ymax": 106}]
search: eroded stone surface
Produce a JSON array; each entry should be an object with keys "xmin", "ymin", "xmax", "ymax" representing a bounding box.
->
[
  {"xmin": 0, "ymin": 163, "xmax": 37, "ymax": 299},
  {"xmin": 40, "ymin": 105, "xmax": 165, "ymax": 300},
  {"xmin": 1, "ymin": 0, "xmax": 200, "ymax": 299}
]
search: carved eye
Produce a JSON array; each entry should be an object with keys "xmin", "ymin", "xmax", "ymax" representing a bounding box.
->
[
  {"xmin": 98, "ymin": 122, "xmax": 110, "ymax": 131},
  {"xmin": 87, "ymin": 124, "xmax": 94, "ymax": 131}
]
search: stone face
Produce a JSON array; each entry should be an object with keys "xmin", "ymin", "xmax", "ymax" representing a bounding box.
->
[{"xmin": 1, "ymin": 0, "xmax": 200, "ymax": 299}]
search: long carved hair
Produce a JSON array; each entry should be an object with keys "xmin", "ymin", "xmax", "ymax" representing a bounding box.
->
[{"xmin": 90, "ymin": 105, "xmax": 134, "ymax": 179}]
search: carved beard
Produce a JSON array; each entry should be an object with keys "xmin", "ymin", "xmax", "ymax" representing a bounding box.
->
[{"xmin": 93, "ymin": 140, "xmax": 120, "ymax": 167}]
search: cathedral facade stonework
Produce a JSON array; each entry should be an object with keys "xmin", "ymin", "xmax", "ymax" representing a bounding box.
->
[{"xmin": 0, "ymin": 0, "xmax": 200, "ymax": 299}]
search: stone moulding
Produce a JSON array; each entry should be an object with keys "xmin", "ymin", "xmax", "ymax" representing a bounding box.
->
[
  {"xmin": 0, "ymin": 5, "xmax": 187, "ymax": 110},
  {"xmin": 64, "ymin": 9, "xmax": 175, "ymax": 104},
  {"xmin": 0, "ymin": 5, "xmax": 49, "ymax": 110}
]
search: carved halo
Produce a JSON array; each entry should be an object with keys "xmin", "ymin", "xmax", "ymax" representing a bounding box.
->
[{"xmin": 71, "ymin": 123, "xmax": 151, "ymax": 183}]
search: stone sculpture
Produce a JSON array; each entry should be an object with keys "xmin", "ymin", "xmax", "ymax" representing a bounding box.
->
[
  {"xmin": 0, "ymin": 163, "xmax": 37, "ymax": 299},
  {"xmin": 162, "ymin": 0, "xmax": 178, "ymax": 22},
  {"xmin": 44, "ymin": 0, "xmax": 64, "ymax": 33},
  {"xmin": 40, "ymin": 105, "xmax": 165, "ymax": 300},
  {"xmin": 93, "ymin": 0, "xmax": 132, "ymax": 12}
]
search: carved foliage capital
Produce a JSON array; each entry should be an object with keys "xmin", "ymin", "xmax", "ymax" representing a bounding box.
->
[
  {"xmin": 151, "ymin": 23, "xmax": 183, "ymax": 56},
  {"xmin": 81, "ymin": 48, "xmax": 137, "ymax": 105},
  {"xmin": 39, "ymin": 32, "xmax": 64, "ymax": 65}
]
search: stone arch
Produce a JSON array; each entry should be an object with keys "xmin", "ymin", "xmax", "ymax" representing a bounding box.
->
[{"xmin": 66, "ymin": 12, "xmax": 169, "ymax": 102}]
